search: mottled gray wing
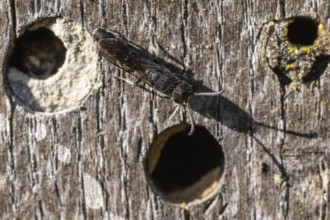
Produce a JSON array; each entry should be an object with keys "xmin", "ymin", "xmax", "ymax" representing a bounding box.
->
[{"xmin": 98, "ymin": 37, "xmax": 145, "ymax": 72}]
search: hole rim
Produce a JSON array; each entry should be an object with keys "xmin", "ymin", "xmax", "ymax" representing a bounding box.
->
[
  {"xmin": 3, "ymin": 17, "xmax": 100, "ymax": 114},
  {"xmin": 144, "ymin": 123, "xmax": 225, "ymax": 205},
  {"xmin": 9, "ymin": 27, "xmax": 67, "ymax": 79},
  {"xmin": 285, "ymin": 16, "xmax": 319, "ymax": 46}
]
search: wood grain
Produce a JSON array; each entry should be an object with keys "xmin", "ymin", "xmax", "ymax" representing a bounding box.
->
[{"xmin": 0, "ymin": 0, "xmax": 329, "ymax": 219}]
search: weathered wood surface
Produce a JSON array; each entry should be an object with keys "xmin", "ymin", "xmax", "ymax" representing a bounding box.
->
[{"xmin": 0, "ymin": 0, "xmax": 329, "ymax": 219}]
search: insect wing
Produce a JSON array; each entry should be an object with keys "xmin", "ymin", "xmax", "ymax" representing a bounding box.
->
[
  {"xmin": 136, "ymin": 61, "xmax": 181, "ymax": 96},
  {"xmin": 98, "ymin": 38, "xmax": 144, "ymax": 72},
  {"xmin": 137, "ymin": 61, "xmax": 163, "ymax": 84}
]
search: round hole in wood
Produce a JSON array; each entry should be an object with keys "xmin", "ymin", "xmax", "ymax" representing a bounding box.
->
[
  {"xmin": 286, "ymin": 17, "xmax": 318, "ymax": 46},
  {"xmin": 9, "ymin": 27, "xmax": 67, "ymax": 79},
  {"xmin": 145, "ymin": 123, "xmax": 225, "ymax": 204},
  {"xmin": 5, "ymin": 18, "xmax": 100, "ymax": 113}
]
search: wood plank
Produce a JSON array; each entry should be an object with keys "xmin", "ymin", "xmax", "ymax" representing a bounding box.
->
[{"xmin": 0, "ymin": 0, "xmax": 329, "ymax": 219}]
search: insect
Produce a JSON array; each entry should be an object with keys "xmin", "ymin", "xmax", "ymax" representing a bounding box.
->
[{"xmin": 93, "ymin": 28, "xmax": 223, "ymax": 135}]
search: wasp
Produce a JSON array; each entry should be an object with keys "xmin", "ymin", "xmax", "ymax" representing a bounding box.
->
[{"xmin": 93, "ymin": 28, "xmax": 222, "ymax": 135}]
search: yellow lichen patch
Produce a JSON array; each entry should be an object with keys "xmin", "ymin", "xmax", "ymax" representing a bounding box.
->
[
  {"xmin": 287, "ymin": 46, "xmax": 295, "ymax": 53},
  {"xmin": 285, "ymin": 63, "xmax": 294, "ymax": 71},
  {"xmin": 265, "ymin": 16, "xmax": 328, "ymax": 84},
  {"xmin": 291, "ymin": 84, "xmax": 297, "ymax": 91},
  {"xmin": 302, "ymin": 46, "xmax": 311, "ymax": 54}
]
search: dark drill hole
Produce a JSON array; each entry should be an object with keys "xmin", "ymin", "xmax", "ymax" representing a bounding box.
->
[
  {"xmin": 286, "ymin": 17, "xmax": 318, "ymax": 46},
  {"xmin": 9, "ymin": 27, "xmax": 67, "ymax": 79},
  {"xmin": 145, "ymin": 123, "xmax": 224, "ymax": 203},
  {"xmin": 261, "ymin": 162, "xmax": 270, "ymax": 174}
]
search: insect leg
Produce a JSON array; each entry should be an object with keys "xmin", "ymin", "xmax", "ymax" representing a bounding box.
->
[
  {"xmin": 186, "ymin": 107, "xmax": 195, "ymax": 136},
  {"xmin": 114, "ymin": 75, "xmax": 171, "ymax": 99},
  {"xmin": 168, "ymin": 104, "xmax": 180, "ymax": 120}
]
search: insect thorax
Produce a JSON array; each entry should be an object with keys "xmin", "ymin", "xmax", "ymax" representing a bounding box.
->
[{"xmin": 171, "ymin": 82, "xmax": 194, "ymax": 104}]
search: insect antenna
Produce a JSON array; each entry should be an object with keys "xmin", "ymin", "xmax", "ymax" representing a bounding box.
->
[{"xmin": 193, "ymin": 88, "xmax": 224, "ymax": 96}]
